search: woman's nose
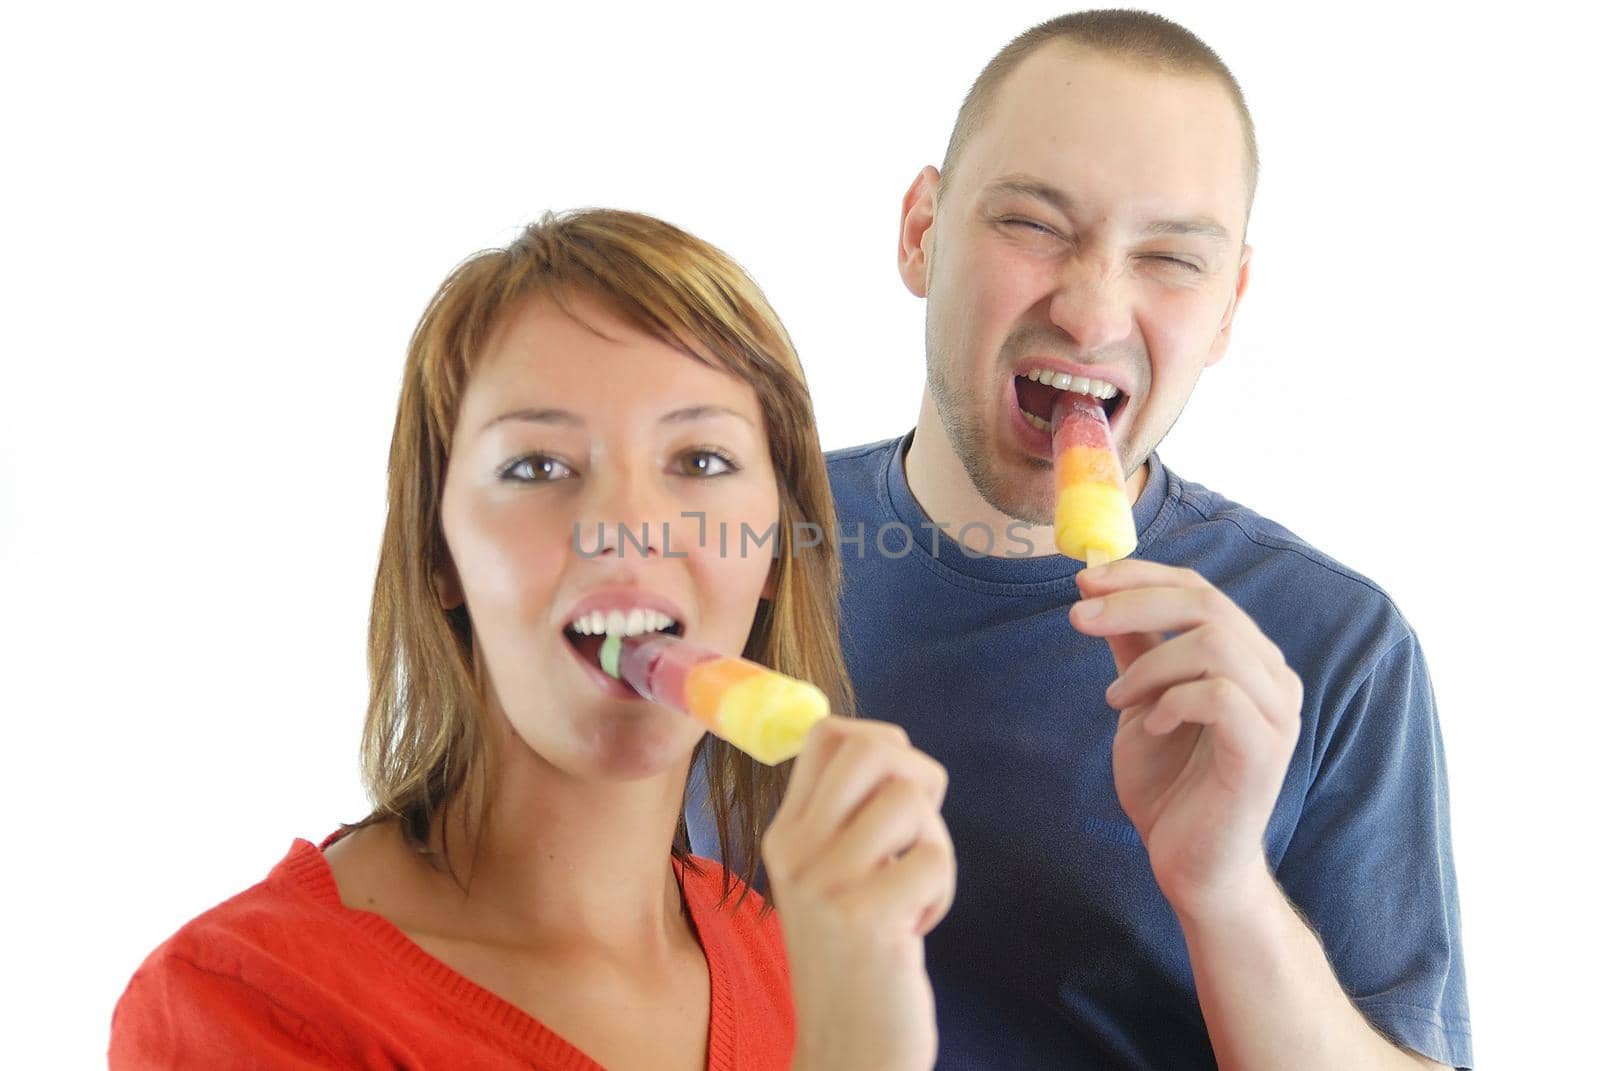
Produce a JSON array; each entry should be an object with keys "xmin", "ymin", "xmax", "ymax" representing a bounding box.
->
[{"xmin": 571, "ymin": 469, "xmax": 672, "ymax": 561}]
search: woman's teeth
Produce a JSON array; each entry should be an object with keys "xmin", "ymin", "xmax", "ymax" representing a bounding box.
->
[{"xmin": 569, "ymin": 609, "xmax": 677, "ymax": 637}]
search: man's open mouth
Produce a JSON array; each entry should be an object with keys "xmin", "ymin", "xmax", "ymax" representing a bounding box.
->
[{"xmin": 1014, "ymin": 368, "xmax": 1125, "ymax": 432}]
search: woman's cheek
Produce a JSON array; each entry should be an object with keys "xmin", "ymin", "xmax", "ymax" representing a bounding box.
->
[
  {"xmin": 686, "ymin": 501, "xmax": 780, "ymax": 641},
  {"xmin": 453, "ymin": 504, "xmax": 571, "ymax": 615}
]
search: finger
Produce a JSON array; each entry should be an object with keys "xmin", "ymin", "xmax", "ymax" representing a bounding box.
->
[
  {"xmin": 779, "ymin": 724, "xmax": 946, "ymax": 873},
  {"xmin": 1104, "ymin": 629, "xmax": 1162, "ymax": 679},
  {"xmin": 1070, "ymin": 584, "xmax": 1270, "ymax": 657},
  {"xmin": 912, "ymin": 819, "xmax": 957, "ymax": 936},
  {"xmin": 776, "ymin": 717, "xmax": 900, "ymax": 825},
  {"xmin": 799, "ymin": 726, "xmax": 946, "ymax": 831},
  {"xmin": 846, "ymin": 834, "xmax": 957, "ymax": 936},
  {"xmin": 1141, "ymin": 678, "xmax": 1281, "ymax": 780},
  {"xmin": 803, "ymin": 778, "xmax": 942, "ymax": 893},
  {"xmin": 1075, "ymin": 559, "xmax": 1211, "ymax": 597},
  {"xmin": 1105, "ymin": 622, "xmax": 1285, "ymax": 721}
]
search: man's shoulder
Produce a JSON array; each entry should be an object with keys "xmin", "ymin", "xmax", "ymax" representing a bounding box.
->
[
  {"xmin": 823, "ymin": 436, "xmax": 903, "ymax": 513},
  {"xmin": 824, "ymin": 436, "xmax": 902, "ymax": 475},
  {"xmin": 1158, "ymin": 467, "xmax": 1415, "ymax": 655}
]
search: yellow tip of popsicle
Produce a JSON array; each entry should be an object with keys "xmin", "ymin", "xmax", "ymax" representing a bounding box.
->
[
  {"xmin": 715, "ymin": 674, "xmax": 830, "ymax": 765},
  {"xmin": 1055, "ymin": 483, "xmax": 1137, "ymax": 563}
]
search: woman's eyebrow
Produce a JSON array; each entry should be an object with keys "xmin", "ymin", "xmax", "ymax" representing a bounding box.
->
[
  {"xmin": 480, "ymin": 405, "xmax": 753, "ymax": 434},
  {"xmin": 659, "ymin": 404, "xmax": 754, "ymax": 427},
  {"xmin": 480, "ymin": 408, "xmax": 584, "ymax": 434}
]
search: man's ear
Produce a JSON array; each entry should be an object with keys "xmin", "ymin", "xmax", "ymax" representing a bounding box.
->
[
  {"xmin": 1204, "ymin": 244, "xmax": 1252, "ymax": 368},
  {"xmin": 433, "ymin": 558, "xmax": 464, "ymax": 610},
  {"xmin": 897, "ymin": 165, "xmax": 941, "ymax": 298}
]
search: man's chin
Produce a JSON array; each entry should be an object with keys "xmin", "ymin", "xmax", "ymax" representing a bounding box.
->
[
  {"xmin": 964, "ymin": 453, "xmax": 1055, "ymax": 529},
  {"xmin": 989, "ymin": 492, "xmax": 1054, "ymax": 531}
]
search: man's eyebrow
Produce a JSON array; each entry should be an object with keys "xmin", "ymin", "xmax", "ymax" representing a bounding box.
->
[
  {"xmin": 659, "ymin": 405, "xmax": 754, "ymax": 428},
  {"xmin": 481, "ymin": 408, "xmax": 584, "ymax": 433},
  {"xmin": 985, "ymin": 176, "xmax": 1076, "ymax": 217},
  {"xmin": 985, "ymin": 174, "xmax": 1232, "ymax": 244},
  {"xmin": 1139, "ymin": 216, "xmax": 1232, "ymax": 244}
]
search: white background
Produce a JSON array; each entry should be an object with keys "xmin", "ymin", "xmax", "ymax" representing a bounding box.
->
[{"xmin": 3, "ymin": 1, "xmax": 1594, "ymax": 1066}]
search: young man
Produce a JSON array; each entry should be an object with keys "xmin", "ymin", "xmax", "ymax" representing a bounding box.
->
[{"xmin": 696, "ymin": 11, "xmax": 1470, "ymax": 1069}]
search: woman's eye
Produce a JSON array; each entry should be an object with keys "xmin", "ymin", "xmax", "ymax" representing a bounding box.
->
[
  {"xmin": 501, "ymin": 454, "xmax": 575, "ymax": 482},
  {"xmin": 677, "ymin": 449, "xmax": 737, "ymax": 477}
]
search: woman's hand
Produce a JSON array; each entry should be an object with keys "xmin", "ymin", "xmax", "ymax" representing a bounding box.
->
[{"xmin": 763, "ymin": 718, "xmax": 955, "ymax": 1071}]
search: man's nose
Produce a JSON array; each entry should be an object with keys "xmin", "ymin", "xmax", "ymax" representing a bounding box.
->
[{"xmin": 1045, "ymin": 257, "xmax": 1134, "ymax": 354}]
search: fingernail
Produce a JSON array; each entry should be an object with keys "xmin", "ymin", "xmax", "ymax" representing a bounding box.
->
[
  {"xmin": 1075, "ymin": 598, "xmax": 1101, "ymax": 619},
  {"xmin": 1105, "ymin": 677, "xmax": 1124, "ymax": 703}
]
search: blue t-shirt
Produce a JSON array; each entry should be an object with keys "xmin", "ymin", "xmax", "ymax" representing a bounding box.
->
[{"xmin": 690, "ymin": 433, "xmax": 1471, "ymax": 1069}]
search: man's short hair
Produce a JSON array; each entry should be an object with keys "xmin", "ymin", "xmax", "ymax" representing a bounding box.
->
[{"xmin": 941, "ymin": 10, "xmax": 1259, "ymax": 218}]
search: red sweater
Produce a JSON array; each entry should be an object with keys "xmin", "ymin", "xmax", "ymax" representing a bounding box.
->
[{"xmin": 109, "ymin": 832, "xmax": 795, "ymax": 1069}]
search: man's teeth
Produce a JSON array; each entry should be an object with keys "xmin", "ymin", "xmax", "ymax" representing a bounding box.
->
[
  {"xmin": 1022, "ymin": 410, "xmax": 1052, "ymax": 433},
  {"xmin": 570, "ymin": 609, "xmax": 677, "ymax": 636},
  {"xmin": 1024, "ymin": 368, "xmax": 1118, "ymax": 400}
]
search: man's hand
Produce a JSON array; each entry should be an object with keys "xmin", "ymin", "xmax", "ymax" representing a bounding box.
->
[{"xmin": 1070, "ymin": 559, "xmax": 1303, "ymax": 923}]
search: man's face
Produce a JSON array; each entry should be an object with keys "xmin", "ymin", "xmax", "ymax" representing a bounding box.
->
[{"xmin": 903, "ymin": 43, "xmax": 1252, "ymax": 524}]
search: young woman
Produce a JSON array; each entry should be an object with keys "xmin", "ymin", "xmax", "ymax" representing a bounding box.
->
[{"xmin": 109, "ymin": 209, "xmax": 954, "ymax": 1071}]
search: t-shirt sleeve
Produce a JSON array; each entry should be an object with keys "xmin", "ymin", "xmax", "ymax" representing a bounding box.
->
[
  {"xmin": 109, "ymin": 949, "xmax": 346, "ymax": 1070},
  {"xmin": 1275, "ymin": 632, "xmax": 1473, "ymax": 1068}
]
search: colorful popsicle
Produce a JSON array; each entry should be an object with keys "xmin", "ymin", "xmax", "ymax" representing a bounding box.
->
[
  {"xmin": 599, "ymin": 632, "xmax": 829, "ymax": 765},
  {"xmin": 1051, "ymin": 390, "xmax": 1137, "ymax": 565}
]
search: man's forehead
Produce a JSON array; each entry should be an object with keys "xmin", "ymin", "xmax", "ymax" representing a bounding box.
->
[
  {"xmin": 962, "ymin": 44, "xmax": 1250, "ymax": 226},
  {"xmin": 993, "ymin": 41, "xmax": 1235, "ymax": 118}
]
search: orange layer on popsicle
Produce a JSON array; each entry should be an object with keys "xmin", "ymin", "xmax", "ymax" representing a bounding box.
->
[{"xmin": 1051, "ymin": 391, "xmax": 1137, "ymax": 563}]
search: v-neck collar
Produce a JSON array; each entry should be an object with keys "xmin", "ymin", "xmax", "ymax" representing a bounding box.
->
[{"xmin": 274, "ymin": 831, "xmax": 737, "ymax": 1070}]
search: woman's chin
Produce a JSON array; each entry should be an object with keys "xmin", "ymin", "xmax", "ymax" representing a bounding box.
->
[{"xmin": 566, "ymin": 709, "xmax": 704, "ymax": 782}]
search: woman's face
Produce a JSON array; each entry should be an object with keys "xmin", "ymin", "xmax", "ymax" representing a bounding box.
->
[{"xmin": 438, "ymin": 292, "xmax": 781, "ymax": 781}]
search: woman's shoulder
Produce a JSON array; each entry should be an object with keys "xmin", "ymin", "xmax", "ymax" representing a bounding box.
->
[
  {"xmin": 140, "ymin": 836, "xmax": 347, "ymax": 964},
  {"xmin": 119, "ymin": 833, "xmax": 372, "ymax": 988},
  {"xmin": 109, "ymin": 835, "xmax": 370, "ymax": 1065}
]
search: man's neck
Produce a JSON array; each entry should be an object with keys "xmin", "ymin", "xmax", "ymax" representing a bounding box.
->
[{"xmin": 903, "ymin": 392, "xmax": 1147, "ymax": 560}]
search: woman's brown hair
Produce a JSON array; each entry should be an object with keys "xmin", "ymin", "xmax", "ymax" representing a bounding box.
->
[{"xmin": 342, "ymin": 208, "xmax": 855, "ymax": 904}]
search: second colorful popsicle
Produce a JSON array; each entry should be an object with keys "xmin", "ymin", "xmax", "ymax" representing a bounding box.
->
[{"xmin": 1052, "ymin": 390, "xmax": 1137, "ymax": 565}]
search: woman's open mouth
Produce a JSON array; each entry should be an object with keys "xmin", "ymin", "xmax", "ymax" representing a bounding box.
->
[
  {"xmin": 561, "ymin": 607, "xmax": 685, "ymax": 697},
  {"xmin": 564, "ymin": 613, "xmax": 684, "ymax": 668}
]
